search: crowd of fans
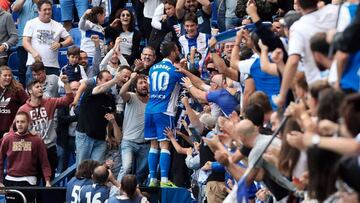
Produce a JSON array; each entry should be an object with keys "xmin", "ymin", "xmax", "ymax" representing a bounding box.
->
[{"xmin": 0, "ymin": 0, "xmax": 359, "ymax": 202}]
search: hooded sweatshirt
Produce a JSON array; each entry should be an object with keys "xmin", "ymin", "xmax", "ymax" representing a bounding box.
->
[
  {"xmin": 17, "ymin": 93, "xmax": 73, "ymax": 148},
  {"xmin": 0, "ymin": 131, "xmax": 51, "ymax": 183},
  {"xmin": 0, "ymin": 8, "xmax": 18, "ymax": 58}
]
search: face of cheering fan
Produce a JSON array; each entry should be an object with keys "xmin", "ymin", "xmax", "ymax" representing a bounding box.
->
[
  {"xmin": 29, "ymin": 82, "xmax": 44, "ymax": 98},
  {"xmin": 184, "ymin": 20, "xmax": 198, "ymax": 38},
  {"xmin": 185, "ymin": 0, "xmax": 198, "ymax": 12},
  {"xmin": 136, "ymin": 77, "xmax": 149, "ymax": 97},
  {"xmin": 38, "ymin": 3, "xmax": 52, "ymax": 23},
  {"xmin": 120, "ymin": 10, "xmax": 132, "ymax": 26},
  {"xmin": 141, "ymin": 48, "xmax": 156, "ymax": 68},
  {"xmin": 0, "ymin": 69, "xmax": 12, "ymax": 88}
]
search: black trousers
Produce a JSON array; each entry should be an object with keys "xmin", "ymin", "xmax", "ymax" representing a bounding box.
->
[
  {"xmin": 4, "ymin": 179, "xmax": 36, "ymax": 203},
  {"xmin": 47, "ymin": 146, "xmax": 58, "ymax": 180},
  {"xmin": 17, "ymin": 46, "xmax": 28, "ymax": 88}
]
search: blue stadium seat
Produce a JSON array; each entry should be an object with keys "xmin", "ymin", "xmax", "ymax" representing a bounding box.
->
[
  {"xmin": 52, "ymin": 4, "xmax": 62, "ymax": 22},
  {"xmin": 7, "ymin": 51, "xmax": 19, "ymax": 78},
  {"xmin": 69, "ymin": 28, "xmax": 82, "ymax": 47},
  {"xmin": 58, "ymin": 48, "xmax": 68, "ymax": 68}
]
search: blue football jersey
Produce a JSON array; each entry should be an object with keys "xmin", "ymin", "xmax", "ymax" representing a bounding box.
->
[
  {"xmin": 66, "ymin": 177, "xmax": 93, "ymax": 203},
  {"xmin": 145, "ymin": 59, "xmax": 184, "ymax": 116},
  {"xmin": 79, "ymin": 184, "xmax": 110, "ymax": 203}
]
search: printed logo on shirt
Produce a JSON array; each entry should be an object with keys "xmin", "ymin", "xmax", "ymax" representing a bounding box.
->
[
  {"xmin": 12, "ymin": 139, "xmax": 32, "ymax": 151},
  {"xmin": 36, "ymin": 30, "xmax": 55, "ymax": 45},
  {"xmin": 0, "ymin": 97, "xmax": 11, "ymax": 114},
  {"xmin": 0, "ymin": 97, "xmax": 11, "ymax": 107},
  {"xmin": 29, "ymin": 107, "xmax": 48, "ymax": 139}
]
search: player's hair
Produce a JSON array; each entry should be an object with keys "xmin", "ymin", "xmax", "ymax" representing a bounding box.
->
[
  {"xmin": 121, "ymin": 175, "xmax": 138, "ymax": 200},
  {"xmin": 161, "ymin": 42, "xmax": 177, "ymax": 58},
  {"xmin": 75, "ymin": 160, "xmax": 101, "ymax": 179}
]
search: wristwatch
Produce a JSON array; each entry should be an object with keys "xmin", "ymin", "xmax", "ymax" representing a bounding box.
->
[
  {"xmin": 210, "ymin": 48, "xmax": 216, "ymax": 53},
  {"xmin": 311, "ymin": 134, "xmax": 321, "ymax": 147}
]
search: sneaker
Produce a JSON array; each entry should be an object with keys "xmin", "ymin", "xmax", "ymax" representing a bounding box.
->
[
  {"xmin": 160, "ymin": 181, "xmax": 177, "ymax": 188},
  {"xmin": 148, "ymin": 180, "xmax": 158, "ymax": 187}
]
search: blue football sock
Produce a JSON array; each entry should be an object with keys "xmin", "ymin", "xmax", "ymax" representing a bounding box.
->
[
  {"xmin": 159, "ymin": 149, "xmax": 171, "ymax": 180},
  {"xmin": 148, "ymin": 148, "xmax": 159, "ymax": 179}
]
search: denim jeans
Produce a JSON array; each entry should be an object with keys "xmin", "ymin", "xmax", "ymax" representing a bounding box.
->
[
  {"xmin": 225, "ymin": 17, "xmax": 242, "ymax": 30},
  {"xmin": 75, "ymin": 131, "xmax": 107, "ymax": 165},
  {"xmin": 116, "ymin": 140, "xmax": 149, "ymax": 183},
  {"xmin": 110, "ymin": 140, "xmax": 149, "ymax": 197},
  {"xmin": 57, "ymin": 136, "xmax": 76, "ymax": 172}
]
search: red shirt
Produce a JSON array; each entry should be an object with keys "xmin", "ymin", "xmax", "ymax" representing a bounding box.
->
[{"xmin": 0, "ymin": 131, "xmax": 51, "ymax": 183}]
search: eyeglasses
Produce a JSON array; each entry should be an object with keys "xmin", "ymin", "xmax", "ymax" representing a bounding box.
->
[{"xmin": 121, "ymin": 13, "xmax": 131, "ymax": 17}]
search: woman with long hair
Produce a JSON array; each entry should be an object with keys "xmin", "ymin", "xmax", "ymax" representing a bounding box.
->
[
  {"xmin": 108, "ymin": 174, "xmax": 149, "ymax": 203},
  {"xmin": 0, "ymin": 66, "xmax": 28, "ymax": 138},
  {"xmin": 105, "ymin": 8, "xmax": 141, "ymax": 65},
  {"xmin": 79, "ymin": 6, "xmax": 106, "ymax": 59}
]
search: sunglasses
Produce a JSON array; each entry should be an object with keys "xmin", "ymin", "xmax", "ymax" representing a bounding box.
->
[{"xmin": 121, "ymin": 13, "xmax": 131, "ymax": 17}]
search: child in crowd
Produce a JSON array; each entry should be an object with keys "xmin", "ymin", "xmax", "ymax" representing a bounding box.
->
[
  {"xmin": 60, "ymin": 46, "xmax": 88, "ymax": 83},
  {"xmin": 58, "ymin": 46, "xmax": 87, "ymax": 95},
  {"xmin": 79, "ymin": 6, "xmax": 106, "ymax": 60}
]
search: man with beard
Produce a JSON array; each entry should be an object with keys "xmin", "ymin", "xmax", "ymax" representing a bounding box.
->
[
  {"xmin": 145, "ymin": 42, "xmax": 184, "ymax": 187},
  {"xmin": 79, "ymin": 35, "xmax": 102, "ymax": 78},
  {"xmin": 176, "ymin": 0, "xmax": 212, "ymax": 35},
  {"xmin": 17, "ymin": 76, "xmax": 73, "ymax": 179},
  {"xmin": 133, "ymin": 46, "xmax": 156, "ymax": 76},
  {"xmin": 110, "ymin": 72, "xmax": 150, "ymax": 195}
]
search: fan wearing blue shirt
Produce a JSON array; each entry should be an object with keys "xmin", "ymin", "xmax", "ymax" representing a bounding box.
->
[
  {"xmin": 66, "ymin": 160, "xmax": 100, "ymax": 203},
  {"xmin": 181, "ymin": 74, "xmax": 239, "ymax": 117},
  {"xmin": 145, "ymin": 42, "xmax": 184, "ymax": 188},
  {"xmin": 79, "ymin": 165, "xmax": 111, "ymax": 203}
]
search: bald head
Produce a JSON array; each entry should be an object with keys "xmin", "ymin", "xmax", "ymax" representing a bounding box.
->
[
  {"xmin": 92, "ymin": 165, "xmax": 109, "ymax": 185},
  {"xmin": 234, "ymin": 120, "xmax": 257, "ymax": 146},
  {"xmin": 211, "ymin": 74, "xmax": 223, "ymax": 88}
]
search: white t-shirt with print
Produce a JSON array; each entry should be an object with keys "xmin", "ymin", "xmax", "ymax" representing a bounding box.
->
[
  {"xmin": 288, "ymin": 4, "xmax": 338, "ymax": 84},
  {"xmin": 23, "ymin": 17, "xmax": 70, "ymax": 68}
]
